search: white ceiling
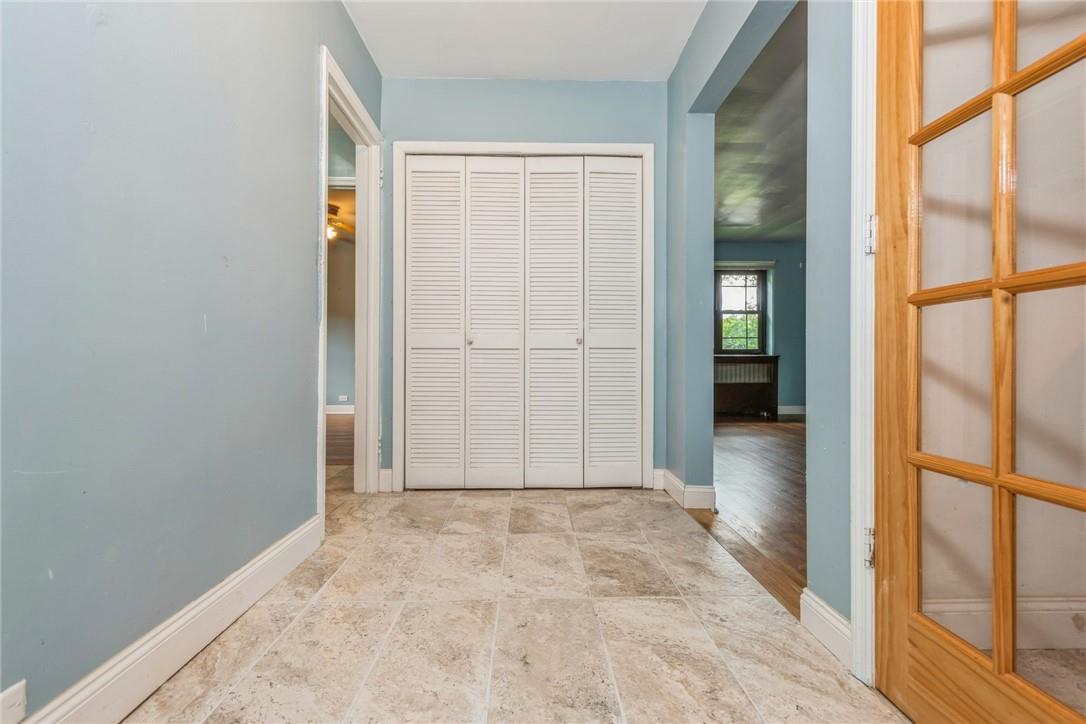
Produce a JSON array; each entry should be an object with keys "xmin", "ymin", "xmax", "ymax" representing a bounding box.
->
[{"xmin": 342, "ymin": 1, "xmax": 707, "ymax": 82}]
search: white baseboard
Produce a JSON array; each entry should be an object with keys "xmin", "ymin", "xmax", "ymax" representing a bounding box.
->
[
  {"xmin": 778, "ymin": 405, "xmax": 806, "ymax": 416},
  {"xmin": 378, "ymin": 468, "xmax": 392, "ymax": 493},
  {"xmin": 27, "ymin": 517, "xmax": 321, "ymax": 724},
  {"xmin": 661, "ymin": 470, "xmax": 717, "ymax": 509},
  {"xmin": 1, "ymin": 681, "xmax": 26, "ymax": 724},
  {"xmin": 800, "ymin": 588, "xmax": 852, "ymax": 667},
  {"xmin": 923, "ymin": 596, "xmax": 1086, "ymax": 650},
  {"xmin": 652, "ymin": 469, "xmax": 665, "ymax": 490},
  {"xmin": 325, "ymin": 404, "xmax": 354, "ymax": 415}
]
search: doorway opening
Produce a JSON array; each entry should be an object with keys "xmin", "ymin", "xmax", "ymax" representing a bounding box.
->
[
  {"xmin": 694, "ymin": 2, "xmax": 809, "ymax": 619},
  {"xmin": 316, "ymin": 46, "xmax": 383, "ymax": 528},
  {"xmin": 325, "ymin": 129, "xmax": 357, "ymax": 472}
]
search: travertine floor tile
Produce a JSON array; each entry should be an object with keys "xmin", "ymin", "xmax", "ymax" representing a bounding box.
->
[
  {"xmin": 508, "ymin": 500, "xmax": 573, "ymax": 533},
  {"xmin": 567, "ymin": 491, "xmax": 641, "ymax": 534},
  {"xmin": 688, "ymin": 595, "xmax": 905, "ymax": 723},
  {"xmin": 206, "ymin": 602, "xmax": 398, "ymax": 724},
  {"xmin": 488, "ymin": 599, "xmax": 621, "ymax": 724},
  {"xmin": 346, "ymin": 600, "xmax": 496, "ymax": 723},
  {"xmin": 373, "ymin": 493, "xmax": 458, "ymax": 534},
  {"xmin": 322, "ymin": 535, "xmax": 431, "ymax": 602},
  {"xmin": 409, "ymin": 533, "xmax": 505, "ymax": 600},
  {"xmin": 123, "ymin": 661, "xmax": 229, "ymax": 723},
  {"xmin": 132, "ymin": 475, "xmax": 907, "ymax": 724},
  {"xmin": 441, "ymin": 492, "xmax": 512, "ymax": 535},
  {"xmin": 325, "ymin": 496, "xmax": 395, "ymax": 541},
  {"xmin": 502, "ymin": 534, "xmax": 588, "ymax": 598},
  {"xmin": 594, "ymin": 597, "xmax": 760, "ymax": 723},
  {"xmin": 1016, "ymin": 649, "xmax": 1086, "ymax": 716},
  {"xmin": 631, "ymin": 495, "xmax": 707, "ymax": 534},
  {"xmin": 126, "ymin": 601, "xmax": 302, "ymax": 722},
  {"xmin": 648, "ymin": 531, "xmax": 766, "ymax": 598},
  {"xmin": 578, "ymin": 539, "xmax": 679, "ymax": 597},
  {"xmin": 260, "ymin": 540, "xmax": 353, "ymax": 604}
]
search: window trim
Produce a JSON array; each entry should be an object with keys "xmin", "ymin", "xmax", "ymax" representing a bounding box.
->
[{"xmin": 714, "ymin": 269, "xmax": 768, "ymax": 354}]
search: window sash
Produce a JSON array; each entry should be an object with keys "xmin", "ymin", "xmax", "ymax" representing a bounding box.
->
[{"xmin": 714, "ymin": 269, "xmax": 767, "ymax": 354}]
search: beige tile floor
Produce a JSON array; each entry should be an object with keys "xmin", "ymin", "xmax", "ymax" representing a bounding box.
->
[{"xmin": 125, "ymin": 466, "xmax": 905, "ymax": 723}]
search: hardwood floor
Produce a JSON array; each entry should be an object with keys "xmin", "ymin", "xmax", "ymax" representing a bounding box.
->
[
  {"xmin": 693, "ymin": 418, "xmax": 807, "ymax": 618},
  {"xmin": 326, "ymin": 414, "xmax": 354, "ymax": 465}
]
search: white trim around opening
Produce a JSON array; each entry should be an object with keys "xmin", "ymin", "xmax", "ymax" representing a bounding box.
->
[
  {"xmin": 391, "ymin": 141, "xmax": 655, "ymax": 493},
  {"xmin": 848, "ymin": 0, "xmax": 877, "ymax": 686},
  {"xmin": 318, "ymin": 46, "xmax": 383, "ymax": 531}
]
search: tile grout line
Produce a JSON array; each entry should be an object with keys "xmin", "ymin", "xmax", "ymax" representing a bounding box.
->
[
  {"xmin": 339, "ymin": 599, "xmax": 407, "ymax": 724},
  {"xmin": 571, "ymin": 530, "xmax": 629, "ymax": 724},
  {"xmin": 339, "ymin": 490, "xmax": 467, "ymax": 721},
  {"xmin": 642, "ymin": 528, "xmax": 770, "ymax": 724},
  {"xmin": 197, "ymin": 522, "xmax": 372, "ymax": 724},
  {"xmin": 481, "ymin": 521, "xmax": 511, "ymax": 724}
]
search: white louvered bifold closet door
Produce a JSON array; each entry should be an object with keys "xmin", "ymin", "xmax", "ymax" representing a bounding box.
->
[
  {"xmin": 584, "ymin": 156, "xmax": 642, "ymax": 487},
  {"xmin": 465, "ymin": 157, "xmax": 525, "ymax": 487},
  {"xmin": 405, "ymin": 155, "xmax": 466, "ymax": 489},
  {"xmin": 524, "ymin": 157, "xmax": 585, "ymax": 487}
]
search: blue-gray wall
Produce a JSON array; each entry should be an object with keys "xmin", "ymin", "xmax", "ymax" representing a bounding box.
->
[
  {"xmin": 327, "ymin": 118, "xmax": 355, "ymax": 406},
  {"xmin": 378, "ymin": 78, "xmax": 669, "ymax": 468},
  {"xmin": 805, "ymin": 0, "xmax": 853, "ymax": 618},
  {"xmin": 1, "ymin": 2, "xmax": 381, "ymax": 713},
  {"xmin": 714, "ymin": 240, "xmax": 806, "ymax": 407},
  {"xmin": 665, "ymin": 0, "xmax": 796, "ymax": 486},
  {"xmin": 329, "ymin": 117, "xmax": 356, "ymax": 178}
]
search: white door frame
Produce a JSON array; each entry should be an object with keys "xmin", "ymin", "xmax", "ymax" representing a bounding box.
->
[
  {"xmin": 317, "ymin": 46, "xmax": 382, "ymax": 534},
  {"xmin": 848, "ymin": 0, "xmax": 877, "ymax": 685},
  {"xmin": 392, "ymin": 142, "xmax": 655, "ymax": 493}
]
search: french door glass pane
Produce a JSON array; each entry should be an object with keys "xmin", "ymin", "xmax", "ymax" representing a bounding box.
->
[
  {"xmin": 920, "ymin": 470, "xmax": 993, "ymax": 652},
  {"xmin": 921, "ymin": 299, "xmax": 993, "ymax": 466},
  {"xmin": 1016, "ymin": 285, "xmax": 1086, "ymax": 490},
  {"xmin": 1016, "ymin": 60, "xmax": 1086, "ymax": 272},
  {"xmin": 1014, "ymin": 495, "xmax": 1086, "ymax": 714},
  {"xmin": 1018, "ymin": 0, "xmax": 1086, "ymax": 70},
  {"xmin": 921, "ymin": 112, "xmax": 993, "ymax": 288},
  {"xmin": 923, "ymin": 1, "xmax": 993, "ymax": 123}
]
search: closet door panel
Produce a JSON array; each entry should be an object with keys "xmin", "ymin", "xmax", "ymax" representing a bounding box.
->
[
  {"xmin": 465, "ymin": 156, "xmax": 525, "ymax": 487},
  {"xmin": 584, "ymin": 156, "xmax": 642, "ymax": 486},
  {"xmin": 405, "ymin": 155, "xmax": 466, "ymax": 489},
  {"xmin": 525, "ymin": 157, "xmax": 584, "ymax": 487}
]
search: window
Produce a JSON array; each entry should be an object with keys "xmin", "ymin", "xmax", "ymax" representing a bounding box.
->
[{"xmin": 715, "ymin": 270, "xmax": 767, "ymax": 354}]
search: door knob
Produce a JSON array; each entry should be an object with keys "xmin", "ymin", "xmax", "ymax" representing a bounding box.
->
[
  {"xmin": 576, "ymin": 337, "xmax": 583, "ymax": 345},
  {"xmin": 467, "ymin": 338, "xmax": 474, "ymax": 346}
]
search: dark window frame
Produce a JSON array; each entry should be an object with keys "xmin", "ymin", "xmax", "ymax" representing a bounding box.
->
[{"xmin": 714, "ymin": 269, "xmax": 768, "ymax": 355}]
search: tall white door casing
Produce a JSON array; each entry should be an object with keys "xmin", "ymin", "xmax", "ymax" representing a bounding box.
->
[
  {"xmin": 404, "ymin": 155, "xmax": 466, "ymax": 489},
  {"xmin": 524, "ymin": 157, "xmax": 585, "ymax": 487},
  {"xmin": 584, "ymin": 156, "xmax": 642, "ymax": 487},
  {"xmin": 465, "ymin": 156, "xmax": 525, "ymax": 487}
]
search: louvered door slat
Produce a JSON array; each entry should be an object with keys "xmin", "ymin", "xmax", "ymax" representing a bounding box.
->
[
  {"xmin": 584, "ymin": 157, "xmax": 642, "ymax": 486},
  {"xmin": 405, "ymin": 155, "xmax": 465, "ymax": 489},
  {"xmin": 466, "ymin": 156, "xmax": 524, "ymax": 487},
  {"xmin": 525, "ymin": 157, "xmax": 584, "ymax": 487}
]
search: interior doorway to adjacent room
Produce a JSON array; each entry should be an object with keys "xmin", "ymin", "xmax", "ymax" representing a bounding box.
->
[
  {"xmin": 317, "ymin": 46, "xmax": 383, "ymax": 517},
  {"xmin": 694, "ymin": 2, "xmax": 809, "ymax": 618}
]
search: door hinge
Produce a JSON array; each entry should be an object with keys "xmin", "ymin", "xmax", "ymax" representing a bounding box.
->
[
  {"xmin": 864, "ymin": 214, "xmax": 878, "ymax": 255},
  {"xmin": 379, "ymin": 161, "xmax": 385, "ymax": 189},
  {"xmin": 864, "ymin": 527, "xmax": 876, "ymax": 569}
]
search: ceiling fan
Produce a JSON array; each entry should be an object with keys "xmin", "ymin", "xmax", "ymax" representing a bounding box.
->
[{"xmin": 326, "ymin": 202, "xmax": 355, "ymax": 242}]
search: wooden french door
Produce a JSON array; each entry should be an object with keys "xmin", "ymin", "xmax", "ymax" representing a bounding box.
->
[{"xmin": 876, "ymin": 1, "xmax": 1086, "ymax": 721}]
